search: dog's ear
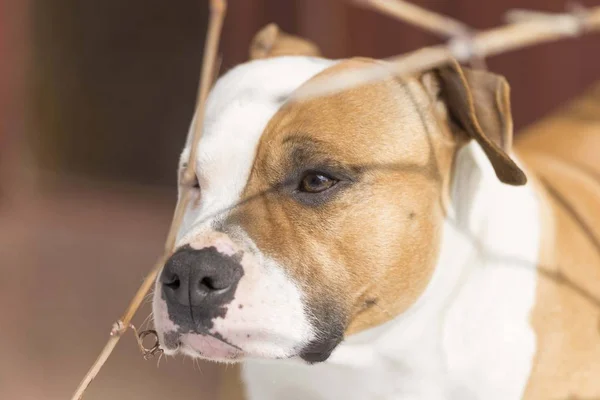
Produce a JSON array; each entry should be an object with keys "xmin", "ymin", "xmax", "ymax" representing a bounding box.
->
[
  {"xmin": 423, "ymin": 60, "xmax": 527, "ymax": 186},
  {"xmin": 249, "ymin": 23, "xmax": 321, "ymax": 60}
]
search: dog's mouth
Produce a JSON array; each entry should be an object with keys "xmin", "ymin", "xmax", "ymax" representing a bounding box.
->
[
  {"xmin": 158, "ymin": 327, "xmax": 343, "ymax": 364},
  {"xmin": 179, "ymin": 333, "xmax": 244, "ymax": 362}
]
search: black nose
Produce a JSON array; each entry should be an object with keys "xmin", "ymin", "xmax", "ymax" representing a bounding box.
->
[{"xmin": 160, "ymin": 245, "xmax": 243, "ymax": 307}]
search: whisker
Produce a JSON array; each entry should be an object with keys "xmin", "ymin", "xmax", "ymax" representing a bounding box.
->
[{"xmin": 140, "ymin": 313, "xmax": 153, "ymax": 331}]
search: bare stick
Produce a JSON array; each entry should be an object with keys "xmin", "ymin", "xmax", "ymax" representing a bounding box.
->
[
  {"xmin": 295, "ymin": 5, "xmax": 600, "ymax": 101},
  {"xmin": 356, "ymin": 0, "xmax": 490, "ymax": 70},
  {"xmin": 69, "ymin": 1, "xmax": 227, "ymax": 399},
  {"xmin": 188, "ymin": 0, "xmax": 228, "ymax": 184},
  {"xmin": 357, "ymin": 0, "xmax": 470, "ymax": 38}
]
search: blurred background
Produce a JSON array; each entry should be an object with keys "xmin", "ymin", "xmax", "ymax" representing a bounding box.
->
[{"xmin": 1, "ymin": 0, "xmax": 599, "ymax": 399}]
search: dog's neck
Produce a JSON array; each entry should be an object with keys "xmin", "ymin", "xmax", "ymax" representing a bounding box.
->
[{"xmin": 242, "ymin": 142, "xmax": 541, "ymax": 400}]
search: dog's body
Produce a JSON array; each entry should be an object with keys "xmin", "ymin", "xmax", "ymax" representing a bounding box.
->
[
  {"xmin": 151, "ymin": 25, "xmax": 600, "ymax": 399},
  {"xmin": 515, "ymin": 85, "xmax": 600, "ymax": 398}
]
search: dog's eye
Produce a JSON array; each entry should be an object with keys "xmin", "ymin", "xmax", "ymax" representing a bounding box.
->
[{"xmin": 298, "ymin": 172, "xmax": 337, "ymax": 193}]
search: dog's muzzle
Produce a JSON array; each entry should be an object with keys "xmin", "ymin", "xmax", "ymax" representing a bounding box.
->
[{"xmin": 153, "ymin": 232, "xmax": 327, "ymax": 362}]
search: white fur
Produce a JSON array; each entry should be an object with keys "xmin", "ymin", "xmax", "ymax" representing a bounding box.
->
[
  {"xmin": 242, "ymin": 143, "xmax": 540, "ymax": 400},
  {"xmin": 176, "ymin": 56, "xmax": 336, "ymax": 243},
  {"xmin": 153, "ymin": 57, "xmax": 337, "ymax": 359},
  {"xmin": 210, "ymin": 239, "xmax": 314, "ymax": 359}
]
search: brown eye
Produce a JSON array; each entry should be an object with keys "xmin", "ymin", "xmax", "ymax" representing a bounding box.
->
[{"xmin": 299, "ymin": 172, "xmax": 337, "ymax": 193}]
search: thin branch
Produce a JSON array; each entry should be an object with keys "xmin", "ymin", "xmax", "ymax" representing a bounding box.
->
[
  {"xmin": 356, "ymin": 0, "xmax": 489, "ymax": 69},
  {"xmin": 188, "ymin": 0, "xmax": 228, "ymax": 186},
  {"xmin": 295, "ymin": 5, "xmax": 600, "ymax": 101},
  {"xmin": 69, "ymin": 1, "xmax": 227, "ymax": 399},
  {"xmin": 356, "ymin": 0, "xmax": 471, "ymax": 38}
]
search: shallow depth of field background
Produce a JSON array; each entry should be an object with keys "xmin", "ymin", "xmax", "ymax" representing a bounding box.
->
[{"xmin": 1, "ymin": 0, "xmax": 599, "ymax": 399}]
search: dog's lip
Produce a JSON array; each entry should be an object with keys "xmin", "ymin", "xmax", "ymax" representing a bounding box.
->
[
  {"xmin": 184, "ymin": 345, "xmax": 244, "ymax": 361},
  {"xmin": 160, "ymin": 329, "xmax": 334, "ymax": 362},
  {"xmin": 172, "ymin": 338, "xmax": 329, "ymax": 364},
  {"xmin": 179, "ymin": 333, "xmax": 245, "ymax": 360},
  {"xmin": 173, "ymin": 334, "xmax": 301, "ymax": 361}
]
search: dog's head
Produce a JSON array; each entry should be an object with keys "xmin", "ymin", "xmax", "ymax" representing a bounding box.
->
[{"xmin": 152, "ymin": 24, "xmax": 526, "ymax": 364}]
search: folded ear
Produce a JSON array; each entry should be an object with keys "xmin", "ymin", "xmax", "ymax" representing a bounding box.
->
[
  {"xmin": 249, "ymin": 23, "xmax": 322, "ymax": 60},
  {"xmin": 427, "ymin": 60, "xmax": 527, "ymax": 186}
]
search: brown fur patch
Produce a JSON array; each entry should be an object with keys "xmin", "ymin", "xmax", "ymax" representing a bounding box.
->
[
  {"xmin": 516, "ymin": 82, "xmax": 600, "ymax": 398},
  {"xmin": 225, "ymin": 59, "xmax": 459, "ymax": 338}
]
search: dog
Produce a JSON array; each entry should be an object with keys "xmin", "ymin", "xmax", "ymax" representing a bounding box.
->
[{"xmin": 152, "ymin": 24, "xmax": 600, "ymax": 399}]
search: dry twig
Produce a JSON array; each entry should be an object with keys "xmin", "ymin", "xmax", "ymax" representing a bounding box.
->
[
  {"xmin": 356, "ymin": 0, "xmax": 489, "ymax": 70},
  {"xmin": 69, "ymin": 1, "xmax": 227, "ymax": 399},
  {"xmin": 356, "ymin": 0, "xmax": 471, "ymax": 38},
  {"xmin": 295, "ymin": 4, "xmax": 600, "ymax": 100}
]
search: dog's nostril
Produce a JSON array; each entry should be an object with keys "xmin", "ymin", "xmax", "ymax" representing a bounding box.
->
[
  {"xmin": 200, "ymin": 276, "xmax": 222, "ymax": 291},
  {"xmin": 163, "ymin": 274, "xmax": 181, "ymax": 290}
]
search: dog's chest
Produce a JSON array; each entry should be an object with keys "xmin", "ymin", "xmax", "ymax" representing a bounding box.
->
[
  {"xmin": 241, "ymin": 306, "xmax": 530, "ymax": 400},
  {"xmin": 242, "ymin": 337, "xmax": 453, "ymax": 400}
]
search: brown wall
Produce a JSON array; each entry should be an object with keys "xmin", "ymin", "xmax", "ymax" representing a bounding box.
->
[
  {"xmin": 1, "ymin": 0, "xmax": 31, "ymax": 194},
  {"xmin": 31, "ymin": 0, "xmax": 600, "ymax": 187}
]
